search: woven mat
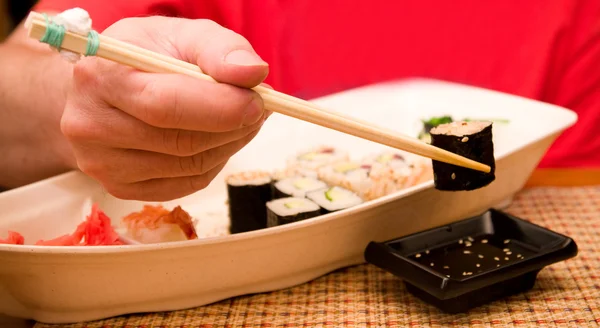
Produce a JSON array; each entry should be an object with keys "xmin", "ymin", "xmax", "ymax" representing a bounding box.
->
[{"xmin": 35, "ymin": 186, "xmax": 600, "ymax": 328}]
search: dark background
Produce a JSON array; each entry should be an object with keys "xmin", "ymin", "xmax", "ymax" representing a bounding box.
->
[{"xmin": 1, "ymin": 0, "xmax": 38, "ymax": 40}]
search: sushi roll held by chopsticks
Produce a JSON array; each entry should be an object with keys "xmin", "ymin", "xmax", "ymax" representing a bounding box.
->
[{"xmin": 429, "ymin": 121, "xmax": 496, "ymax": 191}]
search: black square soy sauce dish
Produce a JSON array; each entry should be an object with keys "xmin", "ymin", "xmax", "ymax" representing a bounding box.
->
[{"xmin": 364, "ymin": 208, "xmax": 578, "ymax": 314}]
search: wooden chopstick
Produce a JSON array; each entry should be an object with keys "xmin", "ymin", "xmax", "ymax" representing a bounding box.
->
[{"xmin": 24, "ymin": 12, "xmax": 491, "ymax": 173}]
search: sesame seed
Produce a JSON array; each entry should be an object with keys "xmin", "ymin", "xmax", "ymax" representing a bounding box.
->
[
  {"xmin": 476, "ymin": 264, "xmax": 481, "ymax": 267},
  {"xmin": 478, "ymin": 254, "xmax": 484, "ymax": 258},
  {"xmin": 468, "ymin": 237, "xmax": 474, "ymax": 242},
  {"xmin": 459, "ymin": 239, "xmax": 463, "ymax": 244},
  {"xmin": 517, "ymin": 254, "xmax": 522, "ymax": 258},
  {"xmin": 504, "ymin": 239, "xmax": 510, "ymax": 244},
  {"xmin": 463, "ymin": 250, "xmax": 472, "ymax": 254},
  {"xmin": 506, "ymin": 252, "xmax": 512, "ymax": 255},
  {"xmin": 466, "ymin": 272, "xmax": 473, "ymax": 275},
  {"xmin": 465, "ymin": 241, "xmax": 472, "ymax": 247},
  {"xmin": 462, "ymin": 136, "xmax": 469, "ymax": 142},
  {"xmin": 451, "ymin": 173, "xmax": 456, "ymax": 180},
  {"xmin": 425, "ymin": 250, "xmax": 430, "ymax": 254},
  {"xmin": 503, "ymin": 248, "xmax": 510, "ymax": 252},
  {"xmin": 505, "ymin": 257, "xmax": 509, "ymax": 261},
  {"xmin": 462, "ymin": 272, "xmax": 467, "ymax": 276},
  {"xmin": 481, "ymin": 239, "xmax": 488, "ymax": 243},
  {"xmin": 430, "ymin": 263, "xmax": 434, "ymax": 266},
  {"xmin": 446, "ymin": 275, "xmax": 450, "ymax": 277},
  {"xmin": 415, "ymin": 253, "xmax": 421, "ymax": 258},
  {"xmin": 494, "ymin": 257, "xmax": 500, "ymax": 261},
  {"xmin": 443, "ymin": 265, "xmax": 449, "ymax": 269},
  {"xmin": 497, "ymin": 264, "xmax": 500, "ymax": 267}
]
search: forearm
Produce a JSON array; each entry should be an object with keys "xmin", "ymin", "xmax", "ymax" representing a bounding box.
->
[{"xmin": 0, "ymin": 27, "xmax": 76, "ymax": 189}]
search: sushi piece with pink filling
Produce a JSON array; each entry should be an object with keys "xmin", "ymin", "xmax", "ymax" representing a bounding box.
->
[
  {"xmin": 118, "ymin": 205, "xmax": 198, "ymax": 244},
  {"xmin": 317, "ymin": 160, "xmax": 371, "ymax": 194},
  {"xmin": 286, "ymin": 145, "xmax": 349, "ymax": 171}
]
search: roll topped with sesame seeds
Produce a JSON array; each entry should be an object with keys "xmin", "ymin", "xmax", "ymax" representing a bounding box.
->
[{"xmin": 429, "ymin": 120, "xmax": 496, "ymax": 191}]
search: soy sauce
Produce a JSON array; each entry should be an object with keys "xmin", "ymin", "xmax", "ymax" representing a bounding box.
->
[{"xmin": 410, "ymin": 235, "xmax": 536, "ymax": 279}]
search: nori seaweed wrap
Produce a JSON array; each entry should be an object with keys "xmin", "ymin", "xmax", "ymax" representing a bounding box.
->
[
  {"xmin": 430, "ymin": 121, "xmax": 496, "ymax": 191},
  {"xmin": 266, "ymin": 197, "xmax": 322, "ymax": 227},
  {"xmin": 226, "ymin": 171, "xmax": 273, "ymax": 233}
]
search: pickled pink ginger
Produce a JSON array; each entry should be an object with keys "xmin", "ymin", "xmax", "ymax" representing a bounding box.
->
[
  {"xmin": 0, "ymin": 204, "xmax": 123, "ymax": 246},
  {"xmin": 0, "ymin": 231, "xmax": 25, "ymax": 245},
  {"xmin": 35, "ymin": 204, "xmax": 123, "ymax": 246}
]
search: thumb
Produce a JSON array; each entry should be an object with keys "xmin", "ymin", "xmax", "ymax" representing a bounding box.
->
[
  {"xmin": 170, "ymin": 19, "xmax": 269, "ymax": 88},
  {"xmin": 102, "ymin": 17, "xmax": 269, "ymax": 88}
]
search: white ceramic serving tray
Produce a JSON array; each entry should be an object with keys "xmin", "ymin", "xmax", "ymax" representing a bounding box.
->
[{"xmin": 0, "ymin": 79, "xmax": 577, "ymax": 323}]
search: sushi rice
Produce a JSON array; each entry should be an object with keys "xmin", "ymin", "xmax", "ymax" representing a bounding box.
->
[
  {"xmin": 266, "ymin": 197, "xmax": 322, "ymax": 227},
  {"xmin": 271, "ymin": 166, "xmax": 319, "ymax": 181},
  {"xmin": 317, "ymin": 161, "xmax": 371, "ymax": 193},
  {"xmin": 306, "ymin": 186, "xmax": 363, "ymax": 213},
  {"xmin": 360, "ymin": 150, "xmax": 433, "ymax": 198},
  {"xmin": 361, "ymin": 150, "xmax": 410, "ymax": 169},
  {"xmin": 273, "ymin": 176, "xmax": 328, "ymax": 198},
  {"xmin": 286, "ymin": 145, "xmax": 349, "ymax": 171}
]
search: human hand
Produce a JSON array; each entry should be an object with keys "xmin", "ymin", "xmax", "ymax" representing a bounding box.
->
[{"xmin": 60, "ymin": 16, "xmax": 270, "ymax": 201}]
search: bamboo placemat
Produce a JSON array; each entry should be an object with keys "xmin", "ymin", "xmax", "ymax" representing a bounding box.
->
[{"xmin": 35, "ymin": 186, "xmax": 600, "ymax": 327}]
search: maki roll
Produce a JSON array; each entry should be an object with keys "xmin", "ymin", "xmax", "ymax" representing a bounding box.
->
[
  {"xmin": 429, "ymin": 120, "xmax": 496, "ymax": 191},
  {"xmin": 306, "ymin": 186, "xmax": 363, "ymax": 214},
  {"xmin": 364, "ymin": 150, "xmax": 410, "ymax": 168},
  {"xmin": 362, "ymin": 150, "xmax": 420, "ymax": 172},
  {"xmin": 317, "ymin": 161, "xmax": 371, "ymax": 193},
  {"xmin": 226, "ymin": 171, "xmax": 273, "ymax": 234},
  {"xmin": 266, "ymin": 197, "xmax": 322, "ymax": 227},
  {"xmin": 359, "ymin": 150, "xmax": 434, "ymax": 200},
  {"xmin": 272, "ymin": 176, "xmax": 328, "ymax": 199},
  {"xmin": 360, "ymin": 166, "xmax": 402, "ymax": 200},
  {"xmin": 286, "ymin": 145, "xmax": 349, "ymax": 171},
  {"xmin": 271, "ymin": 166, "xmax": 319, "ymax": 182}
]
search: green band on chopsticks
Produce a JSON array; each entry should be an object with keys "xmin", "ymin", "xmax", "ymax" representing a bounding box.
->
[
  {"xmin": 40, "ymin": 13, "xmax": 66, "ymax": 50},
  {"xmin": 85, "ymin": 30, "xmax": 99, "ymax": 56},
  {"xmin": 39, "ymin": 13, "xmax": 100, "ymax": 57}
]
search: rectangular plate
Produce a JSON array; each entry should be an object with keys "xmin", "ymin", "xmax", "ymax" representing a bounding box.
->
[
  {"xmin": 364, "ymin": 208, "xmax": 578, "ymax": 313},
  {"xmin": 0, "ymin": 78, "xmax": 578, "ymax": 323}
]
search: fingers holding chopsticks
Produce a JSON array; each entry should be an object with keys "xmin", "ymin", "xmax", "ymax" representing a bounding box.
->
[
  {"xmin": 69, "ymin": 129, "xmax": 260, "ymax": 200},
  {"xmin": 61, "ymin": 100, "xmax": 267, "ymax": 156},
  {"xmin": 103, "ymin": 70, "xmax": 266, "ymax": 131},
  {"xmin": 169, "ymin": 18, "xmax": 270, "ymax": 88},
  {"xmin": 59, "ymin": 16, "xmax": 270, "ymax": 201}
]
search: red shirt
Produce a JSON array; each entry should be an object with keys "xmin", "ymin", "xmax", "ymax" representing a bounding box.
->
[{"xmin": 34, "ymin": 0, "xmax": 600, "ymax": 168}]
